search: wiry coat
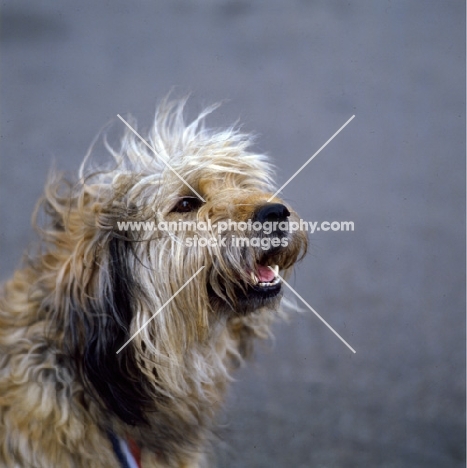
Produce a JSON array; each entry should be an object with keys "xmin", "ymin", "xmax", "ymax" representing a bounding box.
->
[{"xmin": 0, "ymin": 101, "xmax": 306, "ymax": 467}]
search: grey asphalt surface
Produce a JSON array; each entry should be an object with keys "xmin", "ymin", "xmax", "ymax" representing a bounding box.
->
[{"xmin": 0, "ymin": 1, "xmax": 465, "ymax": 467}]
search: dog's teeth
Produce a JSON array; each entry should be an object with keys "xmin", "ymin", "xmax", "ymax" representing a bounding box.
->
[
  {"xmin": 273, "ymin": 265, "xmax": 279, "ymax": 276},
  {"xmin": 250, "ymin": 272, "xmax": 258, "ymax": 284}
]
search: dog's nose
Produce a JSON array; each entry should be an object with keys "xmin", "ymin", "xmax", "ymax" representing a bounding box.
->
[{"xmin": 253, "ymin": 203, "xmax": 290, "ymax": 223}]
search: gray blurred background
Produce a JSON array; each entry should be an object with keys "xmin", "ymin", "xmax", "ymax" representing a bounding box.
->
[{"xmin": 0, "ymin": 1, "xmax": 465, "ymax": 466}]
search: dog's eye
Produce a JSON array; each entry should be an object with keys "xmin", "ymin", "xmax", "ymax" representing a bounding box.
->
[{"xmin": 170, "ymin": 197, "xmax": 203, "ymax": 213}]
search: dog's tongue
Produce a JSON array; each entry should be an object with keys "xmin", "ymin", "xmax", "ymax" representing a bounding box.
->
[{"xmin": 256, "ymin": 265, "xmax": 275, "ymax": 283}]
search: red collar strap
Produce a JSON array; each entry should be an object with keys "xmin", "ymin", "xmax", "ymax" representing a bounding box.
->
[{"xmin": 126, "ymin": 437, "xmax": 142, "ymax": 468}]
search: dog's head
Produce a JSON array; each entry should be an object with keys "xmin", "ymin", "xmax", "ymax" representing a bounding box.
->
[{"xmin": 38, "ymin": 100, "xmax": 307, "ymax": 431}]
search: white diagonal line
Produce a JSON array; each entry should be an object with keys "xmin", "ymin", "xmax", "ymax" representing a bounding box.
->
[
  {"xmin": 272, "ymin": 268, "xmax": 356, "ymax": 353},
  {"xmin": 268, "ymin": 115, "xmax": 355, "ymax": 202},
  {"xmin": 116, "ymin": 266, "xmax": 205, "ymax": 354},
  {"xmin": 117, "ymin": 114, "xmax": 206, "ymax": 202}
]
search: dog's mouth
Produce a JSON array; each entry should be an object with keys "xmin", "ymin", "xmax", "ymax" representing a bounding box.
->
[
  {"xmin": 247, "ymin": 264, "xmax": 281, "ymax": 294},
  {"xmin": 208, "ymin": 258, "xmax": 285, "ymax": 315},
  {"xmin": 233, "ymin": 260, "xmax": 284, "ymax": 313}
]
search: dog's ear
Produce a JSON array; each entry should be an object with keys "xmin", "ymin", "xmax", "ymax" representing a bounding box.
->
[{"xmin": 62, "ymin": 235, "xmax": 153, "ymax": 426}]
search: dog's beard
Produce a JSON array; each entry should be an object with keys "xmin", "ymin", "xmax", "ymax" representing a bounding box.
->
[{"xmin": 205, "ymin": 228, "xmax": 306, "ymax": 315}]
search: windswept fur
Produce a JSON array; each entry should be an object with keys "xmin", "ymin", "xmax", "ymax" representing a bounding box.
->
[{"xmin": 0, "ymin": 99, "xmax": 307, "ymax": 467}]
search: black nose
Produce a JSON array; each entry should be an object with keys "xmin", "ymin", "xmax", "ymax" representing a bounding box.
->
[{"xmin": 253, "ymin": 203, "xmax": 290, "ymax": 223}]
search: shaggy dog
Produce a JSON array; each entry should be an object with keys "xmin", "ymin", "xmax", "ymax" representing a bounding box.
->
[{"xmin": 0, "ymin": 100, "xmax": 307, "ymax": 467}]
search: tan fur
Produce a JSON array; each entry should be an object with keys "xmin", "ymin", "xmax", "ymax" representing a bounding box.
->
[{"xmin": 0, "ymin": 99, "xmax": 307, "ymax": 467}]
